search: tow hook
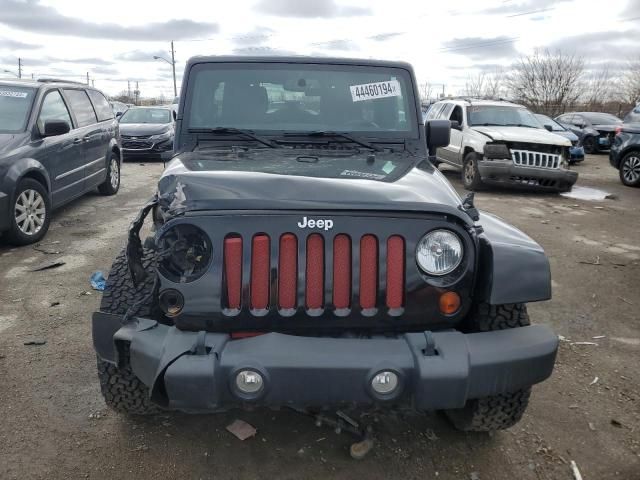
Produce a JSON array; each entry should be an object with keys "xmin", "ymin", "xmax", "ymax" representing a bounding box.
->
[{"xmin": 423, "ymin": 331, "xmax": 437, "ymax": 356}]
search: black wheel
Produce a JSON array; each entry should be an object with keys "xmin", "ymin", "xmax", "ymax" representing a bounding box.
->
[
  {"xmin": 96, "ymin": 248, "xmax": 161, "ymax": 415},
  {"xmin": 619, "ymin": 151, "xmax": 640, "ymax": 187},
  {"xmin": 582, "ymin": 136, "xmax": 596, "ymax": 154},
  {"xmin": 444, "ymin": 303, "xmax": 532, "ymax": 432},
  {"xmin": 5, "ymin": 178, "xmax": 51, "ymax": 246},
  {"xmin": 462, "ymin": 152, "xmax": 483, "ymax": 191},
  {"xmin": 98, "ymin": 152, "xmax": 120, "ymax": 195}
]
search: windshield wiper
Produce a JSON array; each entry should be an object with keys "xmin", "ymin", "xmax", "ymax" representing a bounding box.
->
[
  {"xmin": 502, "ymin": 123, "xmax": 539, "ymax": 128},
  {"xmin": 281, "ymin": 131, "xmax": 383, "ymax": 152},
  {"xmin": 188, "ymin": 127, "xmax": 276, "ymax": 148}
]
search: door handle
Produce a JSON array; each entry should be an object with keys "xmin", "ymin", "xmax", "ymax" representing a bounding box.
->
[{"xmin": 73, "ymin": 138, "xmax": 83, "ymax": 144}]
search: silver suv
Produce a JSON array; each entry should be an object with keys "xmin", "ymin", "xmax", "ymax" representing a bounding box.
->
[{"xmin": 426, "ymin": 98, "xmax": 578, "ymax": 192}]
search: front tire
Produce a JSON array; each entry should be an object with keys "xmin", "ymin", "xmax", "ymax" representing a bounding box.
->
[
  {"xmin": 5, "ymin": 178, "xmax": 51, "ymax": 246},
  {"xmin": 462, "ymin": 152, "xmax": 483, "ymax": 191},
  {"xmin": 582, "ymin": 136, "xmax": 596, "ymax": 154},
  {"xmin": 619, "ymin": 151, "xmax": 640, "ymax": 187},
  {"xmin": 444, "ymin": 303, "xmax": 532, "ymax": 432},
  {"xmin": 98, "ymin": 153, "xmax": 120, "ymax": 195},
  {"xmin": 96, "ymin": 248, "xmax": 161, "ymax": 415}
]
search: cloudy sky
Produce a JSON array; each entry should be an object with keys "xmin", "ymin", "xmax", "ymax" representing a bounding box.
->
[{"xmin": 0, "ymin": 0, "xmax": 638, "ymax": 99}]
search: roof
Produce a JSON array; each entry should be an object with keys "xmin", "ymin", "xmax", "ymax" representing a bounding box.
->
[
  {"xmin": 436, "ymin": 98, "xmax": 522, "ymax": 108},
  {"xmin": 185, "ymin": 55, "xmax": 413, "ymax": 70},
  {"xmin": 0, "ymin": 77, "xmax": 96, "ymax": 89}
]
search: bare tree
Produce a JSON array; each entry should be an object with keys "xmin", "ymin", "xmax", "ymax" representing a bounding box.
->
[
  {"xmin": 582, "ymin": 64, "xmax": 613, "ymax": 109},
  {"xmin": 419, "ymin": 82, "xmax": 434, "ymax": 102},
  {"xmin": 620, "ymin": 57, "xmax": 640, "ymax": 106},
  {"xmin": 506, "ymin": 49, "xmax": 584, "ymax": 116},
  {"xmin": 464, "ymin": 69, "xmax": 505, "ymax": 98}
]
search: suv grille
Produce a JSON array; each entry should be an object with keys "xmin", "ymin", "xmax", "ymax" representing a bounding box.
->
[
  {"xmin": 511, "ymin": 149, "xmax": 561, "ymax": 169},
  {"xmin": 222, "ymin": 233, "xmax": 405, "ymax": 315}
]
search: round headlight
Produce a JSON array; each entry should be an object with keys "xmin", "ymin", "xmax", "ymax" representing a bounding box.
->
[
  {"xmin": 416, "ymin": 230, "xmax": 463, "ymax": 276},
  {"xmin": 158, "ymin": 224, "xmax": 212, "ymax": 283}
]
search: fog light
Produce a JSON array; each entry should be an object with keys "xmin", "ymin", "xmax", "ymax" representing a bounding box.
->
[
  {"xmin": 371, "ymin": 371, "xmax": 398, "ymax": 395},
  {"xmin": 159, "ymin": 289, "xmax": 184, "ymax": 317},
  {"xmin": 235, "ymin": 370, "xmax": 264, "ymax": 394},
  {"xmin": 439, "ymin": 291, "xmax": 461, "ymax": 315}
]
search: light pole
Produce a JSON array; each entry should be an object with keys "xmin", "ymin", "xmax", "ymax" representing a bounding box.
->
[{"xmin": 153, "ymin": 41, "xmax": 177, "ymax": 98}]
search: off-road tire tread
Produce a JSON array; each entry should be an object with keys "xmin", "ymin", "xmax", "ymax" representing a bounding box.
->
[
  {"xmin": 474, "ymin": 303, "xmax": 530, "ymax": 331},
  {"xmin": 96, "ymin": 248, "xmax": 160, "ymax": 415},
  {"xmin": 445, "ymin": 302, "xmax": 532, "ymax": 432}
]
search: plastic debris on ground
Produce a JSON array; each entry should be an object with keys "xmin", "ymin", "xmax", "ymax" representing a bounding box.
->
[
  {"xmin": 226, "ymin": 419, "xmax": 257, "ymax": 440},
  {"xmin": 570, "ymin": 460, "xmax": 583, "ymax": 480},
  {"xmin": 90, "ymin": 271, "xmax": 106, "ymax": 291},
  {"xmin": 561, "ymin": 186, "xmax": 612, "ymax": 201}
]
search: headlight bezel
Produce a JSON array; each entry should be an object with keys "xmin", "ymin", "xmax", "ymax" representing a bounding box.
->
[
  {"xmin": 150, "ymin": 130, "xmax": 173, "ymax": 141},
  {"xmin": 415, "ymin": 229, "xmax": 464, "ymax": 277},
  {"xmin": 157, "ymin": 223, "xmax": 212, "ymax": 283},
  {"xmin": 483, "ymin": 143, "xmax": 511, "ymax": 159}
]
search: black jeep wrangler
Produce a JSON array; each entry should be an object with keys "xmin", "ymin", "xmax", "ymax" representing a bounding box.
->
[{"xmin": 92, "ymin": 56, "xmax": 558, "ymax": 434}]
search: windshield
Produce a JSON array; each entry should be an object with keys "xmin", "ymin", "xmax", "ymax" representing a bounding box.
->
[
  {"xmin": 583, "ymin": 113, "xmax": 621, "ymax": 124},
  {"xmin": 534, "ymin": 114, "xmax": 565, "ymax": 132},
  {"xmin": 0, "ymin": 85, "xmax": 36, "ymax": 133},
  {"xmin": 468, "ymin": 105, "xmax": 540, "ymax": 128},
  {"xmin": 119, "ymin": 108, "xmax": 171, "ymax": 124},
  {"xmin": 186, "ymin": 63, "xmax": 416, "ymax": 136}
]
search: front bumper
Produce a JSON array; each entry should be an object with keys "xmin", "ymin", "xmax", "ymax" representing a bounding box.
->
[
  {"xmin": 93, "ymin": 312, "xmax": 558, "ymax": 411},
  {"xmin": 0, "ymin": 190, "xmax": 10, "ymax": 233},
  {"xmin": 478, "ymin": 159, "xmax": 578, "ymax": 191},
  {"xmin": 569, "ymin": 146, "xmax": 585, "ymax": 161},
  {"xmin": 122, "ymin": 139, "xmax": 174, "ymax": 159}
]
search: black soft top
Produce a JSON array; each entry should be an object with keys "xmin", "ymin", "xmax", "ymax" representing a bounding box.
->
[{"xmin": 185, "ymin": 55, "xmax": 413, "ymax": 71}]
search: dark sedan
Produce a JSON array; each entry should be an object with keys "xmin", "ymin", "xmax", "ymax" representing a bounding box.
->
[
  {"xmin": 610, "ymin": 123, "xmax": 640, "ymax": 187},
  {"xmin": 534, "ymin": 113, "xmax": 584, "ymax": 163},
  {"xmin": 555, "ymin": 112, "xmax": 623, "ymax": 154},
  {"xmin": 118, "ymin": 106, "xmax": 175, "ymax": 160}
]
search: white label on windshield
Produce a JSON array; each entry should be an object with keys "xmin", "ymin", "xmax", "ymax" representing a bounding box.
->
[
  {"xmin": 0, "ymin": 90, "xmax": 28, "ymax": 98},
  {"xmin": 350, "ymin": 80, "xmax": 401, "ymax": 102}
]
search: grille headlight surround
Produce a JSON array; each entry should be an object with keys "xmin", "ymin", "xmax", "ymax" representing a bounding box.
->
[
  {"xmin": 416, "ymin": 229, "xmax": 463, "ymax": 276},
  {"xmin": 483, "ymin": 143, "xmax": 511, "ymax": 159}
]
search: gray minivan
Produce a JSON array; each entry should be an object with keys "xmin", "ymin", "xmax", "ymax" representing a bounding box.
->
[{"xmin": 0, "ymin": 79, "xmax": 121, "ymax": 245}]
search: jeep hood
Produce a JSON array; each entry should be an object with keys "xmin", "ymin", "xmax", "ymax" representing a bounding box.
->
[
  {"xmin": 471, "ymin": 126, "xmax": 572, "ymax": 146},
  {"xmin": 156, "ymin": 149, "xmax": 471, "ymax": 224}
]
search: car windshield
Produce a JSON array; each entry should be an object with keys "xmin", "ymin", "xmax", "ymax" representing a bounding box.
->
[
  {"xmin": 0, "ymin": 85, "xmax": 36, "ymax": 133},
  {"xmin": 582, "ymin": 113, "xmax": 621, "ymax": 124},
  {"xmin": 468, "ymin": 105, "xmax": 540, "ymax": 128},
  {"xmin": 119, "ymin": 108, "xmax": 171, "ymax": 124},
  {"xmin": 186, "ymin": 63, "xmax": 416, "ymax": 136},
  {"xmin": 534, "ymin": 114, "xmax": 565, "ymax": 132}
]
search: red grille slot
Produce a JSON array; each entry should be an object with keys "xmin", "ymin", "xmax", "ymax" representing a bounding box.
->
[
  {"xmin": 386, "ymin": 235, "xmax": 405, "ymax": 309},
  {"xmin": 306, "ymin": 234, "xmax": 324, "ymax": 309},
  {"xmin": 359, "ymin": 235, "xmax": 378, "ymax": 309},
  {"xmin": 333, "ymin": 235, "xmax": 351, "ymax": 309},
  {"xmin": 224, "ymin": 236, "xmax": 242, "ymax": 309},
  {"xmin": 251, "ymin": 234, "xmax": 270, "ymax": 310},
  {"xmin": 278, "ymin": 234, "xmax": 298, "ymax": 309}
]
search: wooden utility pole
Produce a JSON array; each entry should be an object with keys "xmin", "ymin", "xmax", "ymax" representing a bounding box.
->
[
  {"xmin": 171, "ymin": 40, "xmax": 177, "ymax": 98},
  {"xmin": 18, "ymin": 58, "xmax": 22, "ymax": 78}
]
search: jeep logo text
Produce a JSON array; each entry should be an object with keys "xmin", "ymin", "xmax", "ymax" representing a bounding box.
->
[{"xmin": 297, "ymin": 216, "xmax": 334, "ymax": 231}]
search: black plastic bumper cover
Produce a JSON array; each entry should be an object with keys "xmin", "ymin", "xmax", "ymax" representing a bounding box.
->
[{"xmin": 93, "ymin": 312, "xmax": 558, "ymax": 411}]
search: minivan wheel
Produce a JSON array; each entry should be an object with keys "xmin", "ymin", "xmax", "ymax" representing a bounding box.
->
[
  {"xmin": 98, "ymin": 153, "xmax": 120, "ymax": 195},
  {"xmin": 5, "ymin": 178, "xmax": 51, "ymax": 246},
  {"xmin": 619, "ymin": 151, "xmax": 640, "ymax": 187}
]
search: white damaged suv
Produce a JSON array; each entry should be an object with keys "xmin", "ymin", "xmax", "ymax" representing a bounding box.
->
[{"xmin": 426, "ymin": 98, "xmax": 578, "ymax": 192}]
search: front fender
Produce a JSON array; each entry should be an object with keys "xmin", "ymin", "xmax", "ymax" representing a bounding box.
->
[
  {"xmin": 1, "ymin": 158, "xmax": 51, "ymax": 194},
  {"xmin": 476, "ymin": 211, "xmax": 551, "ymax": 305}
]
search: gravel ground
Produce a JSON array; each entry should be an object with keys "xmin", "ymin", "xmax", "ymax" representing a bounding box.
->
[{"xmin": 0, "ymin": 155, "xmax": 638, "ymax": 480}]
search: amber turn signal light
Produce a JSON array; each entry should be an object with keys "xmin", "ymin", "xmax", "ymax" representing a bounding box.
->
[{"xmin": 439, "ymin": 291, "xmax": 461, "ymax": 315}]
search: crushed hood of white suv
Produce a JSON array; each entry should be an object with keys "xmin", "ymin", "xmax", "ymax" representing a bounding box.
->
[{"xmin": 471, "ymin": 126, "xmax": 572, "ymax": 146}]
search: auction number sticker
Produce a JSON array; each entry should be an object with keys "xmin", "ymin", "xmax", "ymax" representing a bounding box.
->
[
  {"xmin": 350, "ymin": 80, "xmax": 401, "ymax": 102},
  {"xmin": 0, "ymin": 90, "xmax": 28, "ymax": 98}
]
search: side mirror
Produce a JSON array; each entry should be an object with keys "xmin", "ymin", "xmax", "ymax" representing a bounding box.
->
[
  {"xmin": 425, "ymin": 119, "xmax": 451, "ymax": 155},
  {"xmin": 116, "ymin": 111, "xmax": 123, "ymax": 118},
  {"xmin": 172, "ymin": 110, "xmax": 177, "ymax": 121},
  {"xmin": 43, "ymin": 119, "xmax": 70, "ymax": 137},
  {"xmin": 450, "ymin": 120, "xmax": 462, "ymax": 131},
  {"xmin": 544, "ymin": 124, "xmax": 553, "ymax": 132}
]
